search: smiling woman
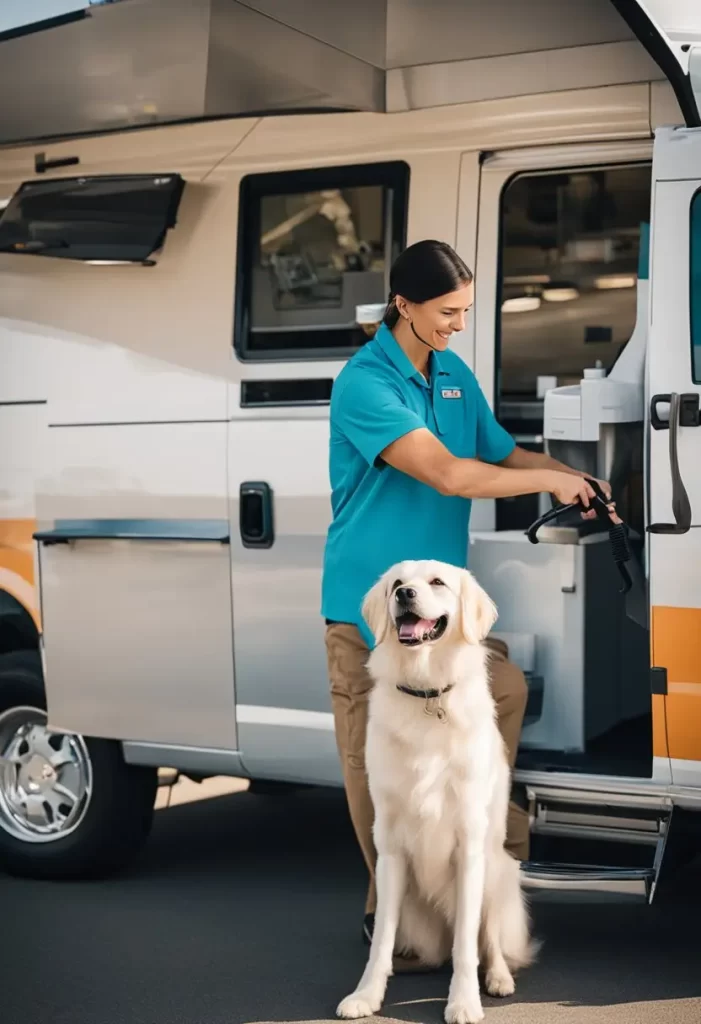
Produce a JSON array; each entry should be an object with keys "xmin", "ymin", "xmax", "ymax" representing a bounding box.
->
[
  {"xmin": 382, "ymin": 239, "xmax": 474, "ymax": 354},
  {"xmin": 320, "ymin": 239, "xmax": 607, "ymax": 958}
]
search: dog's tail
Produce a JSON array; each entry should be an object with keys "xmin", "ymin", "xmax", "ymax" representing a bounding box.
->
[{"xmin": 492, "ymin": 850, "xmax": 541, "ymax": 970}]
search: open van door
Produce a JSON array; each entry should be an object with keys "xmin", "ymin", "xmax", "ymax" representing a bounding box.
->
[
  {"xmin": 610, "ymin": 1, "xmax": 701, "ymax": 126},
  {"xmin": 647, "ymin": 124, "xmax": 701, "ymax": 789}
]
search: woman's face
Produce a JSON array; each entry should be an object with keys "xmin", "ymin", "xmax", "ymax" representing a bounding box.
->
[{"xmin": 397, "ymin": 281, "xmax": 474, "ymax": 352}]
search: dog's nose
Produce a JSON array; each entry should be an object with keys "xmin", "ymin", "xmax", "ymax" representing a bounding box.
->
[{"xmin": 395, "ymin": 586, "xmax": 416, "ymax": 605}]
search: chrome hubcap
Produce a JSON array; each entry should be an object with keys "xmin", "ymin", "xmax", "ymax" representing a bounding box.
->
[{"xmin": 0, "ymin": 706, "xmax": 92, "ymax": 843}]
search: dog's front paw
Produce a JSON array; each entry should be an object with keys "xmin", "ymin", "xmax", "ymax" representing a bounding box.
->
[
  {"xmin": 336, "ymin": 990, "xmax": 382, "ymax": 1019},
  {"xmin": 485, "ymin": 965, "xmax": 515, "ymax": 998},
  {"xmin": 444, "ymin": 997, "xmax": 485, "ymax": 1024}
]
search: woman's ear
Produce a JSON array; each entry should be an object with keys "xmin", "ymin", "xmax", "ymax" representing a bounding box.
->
[
  {"xmin": 394, "ymin": 294, "xmax": 411, "ymax": 321},
  {"xmin": 362, "ymin": 574, "xmax": 391, "ymax": 645},
  {"xmin": 459, "ymin": 569, "xmax": 498, "ymax": 644}
]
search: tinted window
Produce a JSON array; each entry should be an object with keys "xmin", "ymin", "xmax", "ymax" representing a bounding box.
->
[
  {"xmin": 236, "ymin": 162, "xmax": 409, "ymax": 360},
  {"xmin": 691, "ymin": 189, "xmax": 701, "ymax": 384}
]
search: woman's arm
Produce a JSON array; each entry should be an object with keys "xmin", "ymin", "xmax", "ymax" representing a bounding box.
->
[
  {"xmin": 380, "ymin": 429, "xmax": 597, "ymax": 507},
  {"xmin": 500, "ymin": 445, "xmax": 611, "ymax": 499}
]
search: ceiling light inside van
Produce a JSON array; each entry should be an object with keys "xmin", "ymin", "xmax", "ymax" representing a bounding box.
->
[
  {"xmin": 543, "ymin": 286, "xmax": 579, "ymax": 302},
  {"xmin": 503, "ymin": 275, "xmax": 550, "ymax": 285},
  {"xmin": 502, "ymin": 296, "xmax": 541, "ymax": 313},
  {"xmin": 594, "ymin": 274, "xmax": 636, "ymax": 290}
]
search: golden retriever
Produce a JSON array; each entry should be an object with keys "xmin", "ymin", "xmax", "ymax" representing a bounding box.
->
[{"xmin": 336, "ymin": 560, "xmax": 536, "ymax": 1024}]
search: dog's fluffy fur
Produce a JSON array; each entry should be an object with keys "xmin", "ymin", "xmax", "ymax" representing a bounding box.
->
[{"xmin": 336, "ymin": 560, "xmax": 536, "ymax": 1024}]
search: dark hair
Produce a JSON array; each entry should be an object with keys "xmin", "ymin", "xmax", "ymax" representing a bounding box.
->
[{"xmin": 383, "ymin": 239, "xmax": 473, "ymax": 328}]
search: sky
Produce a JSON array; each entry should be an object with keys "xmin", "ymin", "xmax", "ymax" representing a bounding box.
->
[{"xmin": 0, "ymin": 1, "xmax": 119, "ymax": 36}]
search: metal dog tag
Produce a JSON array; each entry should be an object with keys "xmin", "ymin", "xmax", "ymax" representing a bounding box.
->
[{"xmin": 424, "ymin": 695, "xmax": 448, "ymax": 722}]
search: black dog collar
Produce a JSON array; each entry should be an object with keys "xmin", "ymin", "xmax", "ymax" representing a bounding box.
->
[
  {"xmin": 396, "ymin": 683, "xmax": 455, "ymax": 699},
  {"xmin": 396, "ymin": 682, "xmax": 454, "ymax": 722}
]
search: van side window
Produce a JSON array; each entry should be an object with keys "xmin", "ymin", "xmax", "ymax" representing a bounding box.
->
[
  {"xmin": 691, "ymin": 189, "xmax": 701, "ymax": 384},
  {"xmin": 235, "ymin": 162, "xmax": 409, "ymax": 361}
]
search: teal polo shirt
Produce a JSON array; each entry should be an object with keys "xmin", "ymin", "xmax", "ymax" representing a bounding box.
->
[{"xmin": 321, "ymin": 323, "xmax": 515, "ymax": 648}]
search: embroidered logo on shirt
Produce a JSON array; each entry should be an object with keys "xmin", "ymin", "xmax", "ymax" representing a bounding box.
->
[{"xmin": 441, "ymin": 388, "xmax": 463, "ymax": 399}]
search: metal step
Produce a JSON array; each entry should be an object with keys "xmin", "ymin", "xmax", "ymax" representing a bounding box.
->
[
  {"xmin": 519, "ymin": 785, "xmax": 673, "ymax": 903},
  {"xmin": 520, "ymin": 862, "xmax": 656, "ymax": 902}
]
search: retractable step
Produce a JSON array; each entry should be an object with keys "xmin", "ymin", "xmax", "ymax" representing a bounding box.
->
[
  {"xmin": 521, "ymin": 863, "xmax": 656, "ymax": 902},
  {"xmin": 519, "ymin": 786, "xmax": 673, "ymax": 904}
]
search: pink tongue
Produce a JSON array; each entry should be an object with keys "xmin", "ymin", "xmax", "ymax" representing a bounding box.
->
[{"xmin": 399, "ymin": 618, "xmax": 436, "ymax": 639}]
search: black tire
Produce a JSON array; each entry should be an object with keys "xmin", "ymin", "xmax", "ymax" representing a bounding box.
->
[{"xmin": 0, "ymin": 648, "xmax": 158, "ymax": 881}]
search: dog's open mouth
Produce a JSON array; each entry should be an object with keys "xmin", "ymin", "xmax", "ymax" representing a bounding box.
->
[{"xmin": 396, "ymin": 612, "xmax": 448, "ymax": 646}]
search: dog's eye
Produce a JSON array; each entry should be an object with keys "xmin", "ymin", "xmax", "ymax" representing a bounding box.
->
[
  {"xmin": 392, "ymin": 579, "xmax": 402, "ymax": 592},
  {"xmin": 430, "ymin": 578, "xmax": 445, "ymax": 587}
]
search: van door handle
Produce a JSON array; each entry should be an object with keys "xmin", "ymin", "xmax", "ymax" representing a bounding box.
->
[
  {"xmin": 648, "ymin": 392, "xmax": 697, "ymax": 535},
  {"xmin": 650, "ymin": 392, "xmax": 700, "ymax": 430},
  {"xmin": 239, "ymin": 482, "xmax": 274, "ymax": 549}
]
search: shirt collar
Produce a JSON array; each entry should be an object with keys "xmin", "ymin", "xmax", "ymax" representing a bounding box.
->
[{"xmin": 374, "ymin": 322, "xmax": 446, "ymax": 382}]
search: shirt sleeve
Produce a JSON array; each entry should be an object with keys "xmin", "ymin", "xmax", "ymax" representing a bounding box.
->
[
  {"xmin": 473, "ymin": 377, "xmax": 515, "ymax": 464},
  {"xmin": 333, "ymin": 371, "xmax": 426, "ymax": 467}
]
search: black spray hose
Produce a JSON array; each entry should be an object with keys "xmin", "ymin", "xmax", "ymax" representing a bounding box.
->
[
  {"xmin": 607, "ymin": 521, "xmax": 633, "ymax": 592},
  {"xmin": 527, "ymin": 477, "xmax": 633, "ymax": 594}
]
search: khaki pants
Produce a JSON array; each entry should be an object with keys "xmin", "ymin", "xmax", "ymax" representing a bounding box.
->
[{"xmin": 325, "ymin": 623, "xmax": 531, "ymax": 915}]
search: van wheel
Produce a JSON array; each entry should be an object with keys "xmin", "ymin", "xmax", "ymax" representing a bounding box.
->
[{"xmin": 0, "ymin": 649, "xmax": 158, "ymax": 880}]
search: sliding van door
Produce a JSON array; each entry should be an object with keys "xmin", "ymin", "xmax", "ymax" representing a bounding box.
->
[
  {"xmin": 469, "ymin": 141, "xmax": 661, "ymax": 775},
  {"xmin": 647, "ymin": 126, "xmax": 701, "ymax": 788}
]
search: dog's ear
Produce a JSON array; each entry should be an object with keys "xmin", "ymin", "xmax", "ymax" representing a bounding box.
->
[
  {"xmin": 362, "ymin": 574, "xmax": 391, "ymax": 645},
  {"xmin": 459, "ymin": 570, "xmax": 498, "ymax": 645}
]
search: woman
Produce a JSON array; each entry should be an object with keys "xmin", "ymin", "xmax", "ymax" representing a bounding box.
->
[{"xmin": 321, "ymin": 239, "xmax": 607, "ymax": 964}]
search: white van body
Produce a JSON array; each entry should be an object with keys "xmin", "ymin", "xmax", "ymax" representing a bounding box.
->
[{"xmin": 0, "ymin": 0, "xmax": 700, "ymax": 896}]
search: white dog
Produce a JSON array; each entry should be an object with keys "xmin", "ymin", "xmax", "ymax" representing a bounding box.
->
[{"xmin": 336, "ymin": 560, "xmax": 536, "ymax": 1024}]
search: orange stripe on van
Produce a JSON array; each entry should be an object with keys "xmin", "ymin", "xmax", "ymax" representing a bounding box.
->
[
  {"xmin": 652, "ymin": 606, "xmax": 701, "ymax": 764},
  {"xmin": 652, "ymin": 606, "xmax": 701, "ymax": 686},
  {"xmin": 0, "ymin": 517, "xmax": 40, "ymax": 627},
  {"xmin": 664, "ymin": 693, "xmax": 701, "ymax": 763}
]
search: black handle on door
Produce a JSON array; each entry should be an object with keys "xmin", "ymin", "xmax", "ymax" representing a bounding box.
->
[
  {"xmin": 650, "ymin": 393, "xmax": 672, "ymax": 431},
  {"xmin": 648, "ymin": 392, "xmax": 697, "ymax": 536},
  {"xmin": 240, "ymin": 482, "xmax": 274, "ymax": 549},
  {"xmin": 650, "ymin": 392, "xmax": 700, "ymax": 431}
]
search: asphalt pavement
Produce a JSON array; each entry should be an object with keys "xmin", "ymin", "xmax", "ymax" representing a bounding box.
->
[{"xmin": 1, "ymin": 778, "xmax": 700, "ymax": 1024}]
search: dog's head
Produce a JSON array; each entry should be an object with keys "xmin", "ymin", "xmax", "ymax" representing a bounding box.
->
[{"xmin": 362, "ymin": 559, "xmax": 497, "ymax": 650}]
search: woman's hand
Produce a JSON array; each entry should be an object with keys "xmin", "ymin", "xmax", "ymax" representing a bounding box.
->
[
  {"xmin": 546, "ymin": 472, "xmax": 598, "ymax": 509},
  {"xmin": 590, "ymin": 477, "xmax": 612, "ymax": 500},
  {"xmin": 579, "ymin": 477, "xmax": 618, "ymax": 521},
  {"xmin": 545, "ymin": 473, "xmax": 619, "ymax": 522}
]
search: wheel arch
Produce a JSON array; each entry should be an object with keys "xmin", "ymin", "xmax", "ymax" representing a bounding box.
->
[{"xmin": 0, "ymin": 588, "xmax": 41, "ymax": 659}]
